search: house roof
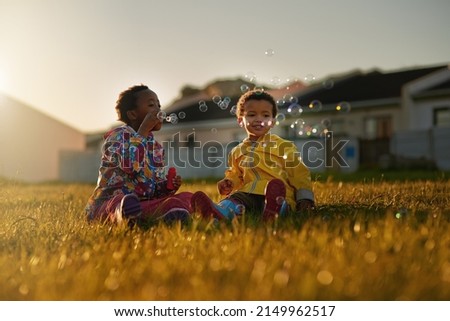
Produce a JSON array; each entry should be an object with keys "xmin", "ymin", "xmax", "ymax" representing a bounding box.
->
[{"xmin": 291, "ymin": 65, "xmax": 447, "ymax": 108}]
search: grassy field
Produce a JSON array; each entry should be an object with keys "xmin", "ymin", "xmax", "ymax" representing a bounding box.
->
[{"xmin": 0, "ymin": 171, "xmax": 449, "ymax": 300}]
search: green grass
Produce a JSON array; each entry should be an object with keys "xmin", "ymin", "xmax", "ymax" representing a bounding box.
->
[{"xmin": 0, "ymin": 172, "xmax": 449, "ymax": 300}]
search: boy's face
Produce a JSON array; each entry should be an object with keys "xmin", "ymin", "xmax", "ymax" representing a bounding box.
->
[
  {"xmin": 130, "ymin": 89, "xmax": 163, "ymax": 131},
  {"xmin": 238, "ymin": 99, "xmax": 275, "ymax": 141}
]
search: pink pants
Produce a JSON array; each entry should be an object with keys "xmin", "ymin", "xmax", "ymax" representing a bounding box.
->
[{"xmin": 92, "ymin": 192, "xmax": 193, "ymax": 223}]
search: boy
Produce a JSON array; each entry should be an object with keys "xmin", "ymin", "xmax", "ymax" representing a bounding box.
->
[
  {"xmin": 85, "ymin": 84, "xmax": 192, "ymax": 225},
  {"xmin": 191, "ymin": 89, "xmax": 315, "ymax": 221}
]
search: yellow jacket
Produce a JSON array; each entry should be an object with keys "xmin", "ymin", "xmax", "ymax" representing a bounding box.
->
[{"xmin": 223, "ymin": 133, "xmax": 314, "ymax": 209}]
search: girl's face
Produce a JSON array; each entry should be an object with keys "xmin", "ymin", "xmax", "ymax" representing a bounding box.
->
[
  {"xmin": 238, "ymin": 99, "xmax": 275, "ymax": 141},
  {"xmin": 131, "ymin": 89, "xmax": 162, "ymax": 130}
]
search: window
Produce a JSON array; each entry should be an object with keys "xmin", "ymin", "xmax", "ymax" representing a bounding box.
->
[
  {"xmin": 364, "ymin": 116, "xmax": 392, "ymax": 139},
  {"xmin": 434, "ymin": 107, "xmax": 450, "ymax": 127}
]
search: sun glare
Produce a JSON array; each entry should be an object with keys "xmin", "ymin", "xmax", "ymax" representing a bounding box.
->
[{"xmin": 0, "ymin": 70, "xmax": 7, "ymax": 92}]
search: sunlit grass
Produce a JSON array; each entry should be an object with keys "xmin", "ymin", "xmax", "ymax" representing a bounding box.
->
[{"xmin": 0, "ymin": 174, "xmax": 449, "ymax": 300}]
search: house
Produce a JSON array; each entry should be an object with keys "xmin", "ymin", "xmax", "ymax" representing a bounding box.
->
[
  {"xmin": 0, "ymin": 92, "xmax": 86, "ymax": 182},
  {"xmin": 157, "ymin": 63, "xmax": 450, "ymax": 175}
]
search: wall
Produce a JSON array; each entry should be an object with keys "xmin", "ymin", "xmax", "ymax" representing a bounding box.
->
[{"xmin": 0, "ymin": 94, "xmax": 85, "ymax": 182}]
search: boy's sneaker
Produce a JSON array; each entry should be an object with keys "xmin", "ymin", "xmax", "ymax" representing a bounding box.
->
[
  {"xmin": 191, "ymin": 191, "xmax": 228, "ymax": 220},
  {"xmin": 262, "ymin": 179, "xmax": 286, "ymax": 221},
  {"xmin": 116, "ymin": 193, "xmax": 142, "ymax": 224}
]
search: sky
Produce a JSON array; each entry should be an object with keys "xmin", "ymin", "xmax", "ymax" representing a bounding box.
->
[{"xmin": 1, "ymin": 0, "xmax": 449, "ymax": 133}]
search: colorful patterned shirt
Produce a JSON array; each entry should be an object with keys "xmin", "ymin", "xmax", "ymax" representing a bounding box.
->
[{"xmin": 85, "ymin": 125, "xmax": 168, "ymax": 219}]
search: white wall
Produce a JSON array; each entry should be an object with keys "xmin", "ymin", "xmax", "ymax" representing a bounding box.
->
[{"xmin": 0, "ymin": 93, "xmax": 85, "ymax": 182}]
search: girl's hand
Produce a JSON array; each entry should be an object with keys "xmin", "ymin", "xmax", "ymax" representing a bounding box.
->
[{"xmin": 172, "ymin": 175, "xmax": 182, "ymax": 191}]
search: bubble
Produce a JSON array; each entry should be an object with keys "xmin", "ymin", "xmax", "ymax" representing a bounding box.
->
[
  {"xmin": 283, "ymin": 94, "xmax": 294, "ymax": 102},
  {"xmin": 275, "ymin": 113, "xmax": 285, "ymax": 124},
  {"xmin": 212, "ymin": 95, "xmax": 222, "ymax": 104},
  {"xmin": 170, "ymin": 115, "xmax": 178, "ymax": 124},
  {"xmin": 289, "ymin": 96, "xmax": 298, "ymax": 104},
  {"xmin": 264, "ymin": 48, "xmax": 275, "ymax": 57},
  {"xmin": 308, "ymin": 100, "xmax": 322, "ymax": 112},
  {"xmin": 157, "ymin": 111, "xmax": 167, "ymax": 121},
  {"xmin": 230, "ymin": 105, "xmax": 237, "ymax": 115},
  {"xmin": 178, "ymin": 111, "xmax": 186, "ymax": 119},
  {"xmin": 287, "ymin": 103, "xmax": 301, "ymax": 114},
  {"xmin": 235, "ymin": 204, "xmax": 245, "ymax": 215},
  {"xmin": 219, "ymin": 101, "xmax": 228, "ymax": 110},
  {"xmin": 199, "ymin": 104, "xmax": 208, "ymax": 112},
  {"xmin": 336, "ymin": 101, "xmax": 351, "ymax": 113},
  {"xmin": 240, "ymin": 84, "xmax": 250, "ymax": 93},
  {"xmin": 270, "ymin": 76, "xmax": 281, "ymax": 87},
  {"xmin": 304, "ymin": 73, "xmax": 316, "ymax": 83},
  {"xmin": 322, "ymin": 79, "xmax": 334, "ymax": 89},
  {"xmin": 165, "ymin": 113, "xmax": 178, "ymax": 124},
  {"xmin": 276, "ymin": 99, "xmax": 286, "ymax": 107},
  {"xmin": 211, "ymin": 128, "xmax": 217, "ymax": 133},
  {"xmin": 244, "ymin": 71, "xmax": 257, "ymax": 83}
]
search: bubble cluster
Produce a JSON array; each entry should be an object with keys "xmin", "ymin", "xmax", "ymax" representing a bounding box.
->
[
  {"xmin": 264, "ymin": 49, "xmax": 275, "ymax": 57},
  {"xmin": 198, "ymin": 100, "xmax": 208, "ymax": 112}
]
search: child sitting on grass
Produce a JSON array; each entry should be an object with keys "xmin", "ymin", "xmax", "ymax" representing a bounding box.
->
[
  {"xmin": 85, "ymin": 84, "xmax": 192, "ymax": 226},
  {"xmin": 191, "ymin": 89, "xmax": 315, "ymax": 221}
]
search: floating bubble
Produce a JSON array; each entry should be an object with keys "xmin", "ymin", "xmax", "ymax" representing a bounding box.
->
[
  {"xmin": 235, "ymin": 204, "xmax": 246, "ymax": 215},
  {"xmin": 322, "ymin": 79, "xmax": 335, "ymax": 89},
  {"xmin": 212, "ymin": 95, "xmax": 222, "ymax": 104},
  {"xmin": 178, "ymin": 111, "xmax": 186, "ymax": 119},
  {"xmin": 264, "ymin": 48, "xmax": 275, "ymax": 57},
  {"xmin": 289, "ymin": 96, "xmax": 299, "ymax": 104},
  {"xmin": 270, "ymin": 76, "xmax": 281, "ymax": 87},
  {"xmin": 336, "ymin": 101, "xmax": 351, "ymax": 113},
  {"xmin": 211, "ymin": 128, "xmax": 217, "ymax": 133},
  {"xmin": 283, "ymin": 94, "xmax": 294, "ymax": 102},
  {"xmin": 199, "ymin": 103, "xmax": 208, "ymax": 112},
  {"xmin": 287, "ymin": 103, "xmax": 301, "ymax": 113},
  {"xmin": 219, "ymin": 101, "xmax": 228, "ymax": 110},
  {"xmin": 308, "ymin": 100, "xmax": 322, "ymax": 112},
  {"xmin": 276, "ymin": 99, "xmax": 286, "ymax": 107},
  {"xmin": 230, "ymin": 105, "xmax": 237, "ymax": 115},
  {"xmin": 157, "ymin": 111, "xmax": 167, "ymax": 121},
  {"xmin": 275, "ymin": 113, "xmax": 286, "ymax": 124},
  {"xmin": 166, "ymin": 113, "xmax": 178, "ymax": 124},
  {"xmin": 244, "ymin": 71, "xmax": 257, "ymax": 83},
  {"xmin": 240, "ymin": 84, "xmax": 250, "ymax": 93},
  {"xmin": 304, "ymin": 73, "xmax": 316, "ymax": 83}
]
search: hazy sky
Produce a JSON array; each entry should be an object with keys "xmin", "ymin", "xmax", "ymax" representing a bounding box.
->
[{"xmin": 1, "ymin": 0, "xmax": 449, "ymax": 133}]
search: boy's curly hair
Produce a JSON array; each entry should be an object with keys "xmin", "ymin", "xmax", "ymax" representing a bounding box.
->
[
  {"xmin": 115, "ymin": 84, "xmax": 149, "ymax": 124},
  {"xmin": 236, "ymin": 89, "xmax": 278, "ymax": 118}
]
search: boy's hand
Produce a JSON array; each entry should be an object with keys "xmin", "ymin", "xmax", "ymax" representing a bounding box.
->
[
  {"xmin": 218, "ymin": 179, "xmax": 233, "ymax": 195},
  {"xmin": 296, "ymin": 199, "xmax": 315, "ymax": 216},
  {"xmin": 138, "ymin": 110, "xmax": 163, "ymax": 135}
]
